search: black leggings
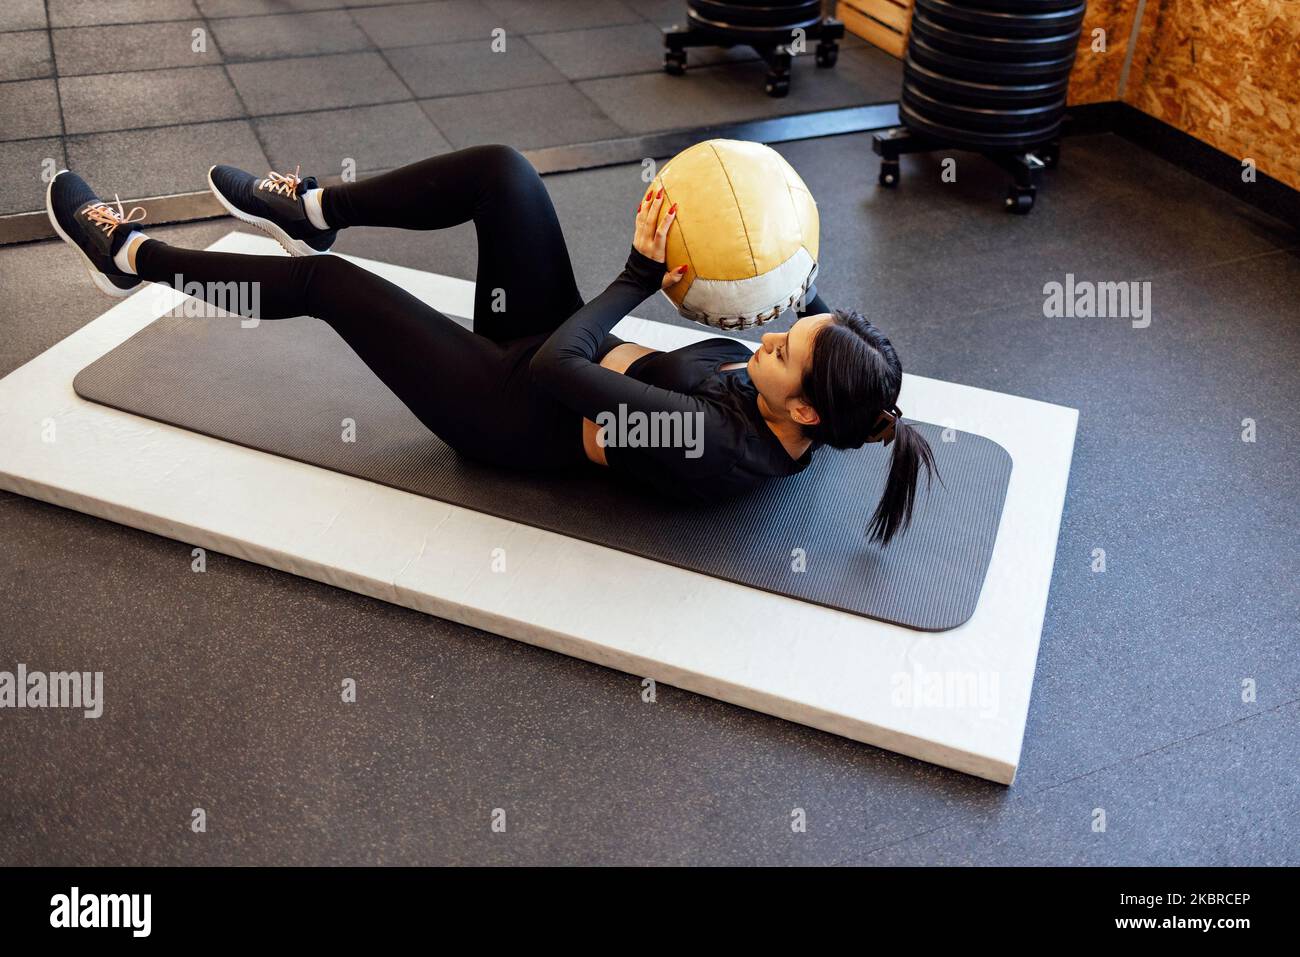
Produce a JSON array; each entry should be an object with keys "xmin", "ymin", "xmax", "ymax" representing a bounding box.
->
[{"xmin": 135, "ymin": 145, "xmax": 593, "ymax": 471}]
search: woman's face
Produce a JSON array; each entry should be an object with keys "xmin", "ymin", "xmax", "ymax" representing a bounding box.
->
[{"xmin": 746, "ymin": 312, "xmax": 833, "ymax": 427}]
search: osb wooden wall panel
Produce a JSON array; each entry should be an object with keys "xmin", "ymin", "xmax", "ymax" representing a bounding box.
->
[
  {"xmin": 1067, "ymin": 0, "xmax": 1141, "ymax": 104},
  {"xmin": 1124, "ymin": 0, "xmax": 1300, "ymax": 190}
]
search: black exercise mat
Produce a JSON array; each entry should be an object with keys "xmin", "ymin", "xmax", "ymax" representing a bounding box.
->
[{"xmin": 74, "ymin": 314, "xmax": 1012, "ymax": 631}]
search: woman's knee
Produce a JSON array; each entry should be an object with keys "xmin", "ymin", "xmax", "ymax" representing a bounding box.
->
[
  {"xmin": 475, "ymin": 143, "xmax": 530, "ymax": 170},
  {"xmin": 302, "ymin": 251, "xmax": 359, "ymax": 283},
  {"xmin": 470, "ymin": 144, "xmax": 540, "ymax": 194},
  {"xmin": 294, "ymin": 253, "xmax": 365, "ymax": 309}
]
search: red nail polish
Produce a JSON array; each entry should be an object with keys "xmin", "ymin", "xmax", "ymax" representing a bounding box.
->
[
  {"xmin": 677, "ymin": 265, "xmax": 688, "ymax": 273},
  {"xmin": 657, "ymin": 188, "xmax": 664, "ymax": 199},
  {"xmin": 669, "ymin": 203, "xmax": 677, "ymax": 214}
]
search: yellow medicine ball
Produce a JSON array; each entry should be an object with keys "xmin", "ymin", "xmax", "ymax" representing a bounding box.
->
[{"xmin": 649, "ymin": 139, "xmax": 820, "ymax": 331}]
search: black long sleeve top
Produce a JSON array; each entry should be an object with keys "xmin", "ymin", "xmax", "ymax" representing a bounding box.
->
[{"xmin": 528, "ymin": 246, "xmax": 825, "ymax": 503}]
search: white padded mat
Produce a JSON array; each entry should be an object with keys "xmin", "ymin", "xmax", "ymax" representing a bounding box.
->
[{"xmin": 0, "ymin": 232, "xmax": 1077, "ymax": 783}]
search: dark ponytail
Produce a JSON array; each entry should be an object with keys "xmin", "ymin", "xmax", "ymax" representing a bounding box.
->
[
  {"xmin": 800, "ymin": 310, "xmax": 939, "ymax": 546},
  {"xmin": 866, "ymin": 419, "xmax": 938, "ymax": 546}
]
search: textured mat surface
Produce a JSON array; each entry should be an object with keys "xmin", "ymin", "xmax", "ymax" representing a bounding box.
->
[{"xmin": 73, "ymin": 312, "xmax": 1011, "ymax": 631}]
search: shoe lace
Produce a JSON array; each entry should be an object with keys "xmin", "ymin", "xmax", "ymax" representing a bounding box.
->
[
  {"xmin": 83, "ymin": 195, "xmax": 147, "ymax": 236},
  {"xmin": 259, "ymin": 165, "xmax": 303, "ymax": 198}
]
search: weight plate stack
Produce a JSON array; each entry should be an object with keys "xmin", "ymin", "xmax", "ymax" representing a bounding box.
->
[
  {"xmin": 687, "ymin": 0, "xmax": 825, "ymax": 33},
  {"xmin": 901, "ymin": 0, "xmax": 1086, "ymax": 150}
]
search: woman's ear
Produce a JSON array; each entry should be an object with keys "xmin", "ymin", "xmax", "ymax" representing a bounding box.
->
[{"xmin": 788, "ymin": 396, "xmax": 820, "ymax": 429}]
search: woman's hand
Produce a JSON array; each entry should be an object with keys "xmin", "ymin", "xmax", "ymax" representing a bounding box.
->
[{"xmin": 635, "ymin": 185, "xmax": 688, "ymax": 290}]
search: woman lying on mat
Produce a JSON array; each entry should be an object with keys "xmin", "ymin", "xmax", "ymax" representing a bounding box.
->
[{"xmin": 46, "ymin": 145, "xmax": 935, "ymax": 545}]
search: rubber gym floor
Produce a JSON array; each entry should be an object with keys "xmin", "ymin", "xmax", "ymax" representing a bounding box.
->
[{"xmin": 1, "ymin": 1, "xmax": 1297, "ymax": 866}]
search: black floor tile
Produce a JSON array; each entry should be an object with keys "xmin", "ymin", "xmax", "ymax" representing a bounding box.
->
[
  {"xmin": 576, "ymin": 44, "xmax": 901, "ymax": 133},
  {"xmin": 631, "ymin": 0, "xmax": 691, "ymax": 28},
  {"xmin": 418, "ymin": 81, "xmax": 624, "ymax": 149},
  {"xmin": 483, "ymin": 0, "xmax": 643, "ymax": 34},
  {"xmin": 48, "ymin": 0, "xmax": 201, "ymax": 29},
  {"xmin": 855, "ymin": 702, "xmax": 1300, "ymax": 865},
  {"xmin": 52, "ymin": 20, "xmax": 222, "ymax": 76},
  {"xmin": 0, "ymin": 79, "xmax": 63, "ymax": 140},
  {"xmin": 385, "ymin": 35, "xmax": 568, "ymax": 99},
  {"xmin": 0, "ymin": 29, "xmax": 52, "ymax": 81},
  {"xmin": 208, "ymin": 9, "xmax": 371, "ymax": 61},
  {"xmin": 253, "ymin": 100, "xmax": 450, "ymax": 175},
  {"xmin": 527, "ymin": 19, "xmax": 753, "ymax": 81},
  {"xmin": 197, "ymin": 0, "xmax": 344, "ymax": 15},
  {"xmin": 59, "ymin": 65, "xmax": 243, "ymax": 135},
  {"xmin": 0, "ymin": 0, "xmax": 47, "ymax": 32},
  {"xmin": 226, "ymin": 50, "xmax": 410, "ymax": 115},
  {"xmin": 64, "ymin": 118, "xmax": 270, "ymax": 199},
  {"xmin": 349, "ymin": 0, "xmax": 502, "ymax": 49},
  {"xmin": 0, "ymin": 137, "xmax": 66, "ymax": 214}
]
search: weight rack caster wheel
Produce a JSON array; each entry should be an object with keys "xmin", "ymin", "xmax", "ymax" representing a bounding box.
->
[
  {"xmin": 765, "ymin": 74, "xmax": 790, "ymax": 97},
  {"xmin": 1005, "ymin": 189, "xmax": 1035, "ymax": 214},
  {"xmin": 815, "ymin": 42, "xmax": 838, "ymax": 68},
  {"xmin": 879, "ymin": 160, "xmax": 900, "ymax": 188},
  {"xmin": 664, "ymin": 51, "xmax": 686, "ymax": 76}
]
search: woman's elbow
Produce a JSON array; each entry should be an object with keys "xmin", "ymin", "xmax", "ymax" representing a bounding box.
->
[
  {"xmin": 528, "ymin": 348, "xmax": 557, "ymax": 383},
  {"xmin": 530, "ymin": 350, "xmax": 585, "ymax": 396}
]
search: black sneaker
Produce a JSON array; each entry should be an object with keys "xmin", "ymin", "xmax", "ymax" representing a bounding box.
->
[
  {"xmin": 46, "ymin": 170, "xmax": 146, "ymax": 298},
  {"xmin": 207, "ymin": 164, "xmax": 336, "ymax": 256}
]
